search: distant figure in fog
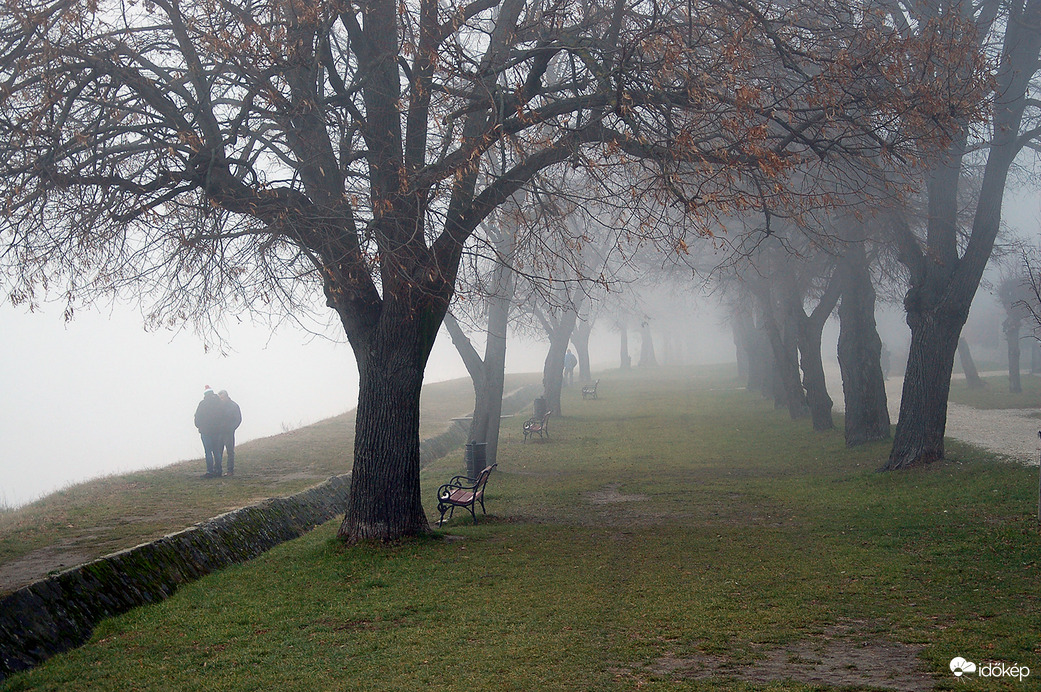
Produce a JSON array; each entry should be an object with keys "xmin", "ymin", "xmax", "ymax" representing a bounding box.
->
[
  {"xmin": 563, "ymin": 350, "xmax": 578, "ymax": 386},
  {"xmin": 194, "ymin": 385, "xmax": 225, "ymax": 478},
  {"xmin": 218, "ymin": 390, "xmax": 242, "ymax": 476}
]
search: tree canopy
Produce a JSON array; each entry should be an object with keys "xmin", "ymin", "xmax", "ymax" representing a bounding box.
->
[{"xmin": 0, "ymin": 0, "xmax": 989, "ymax": 539}]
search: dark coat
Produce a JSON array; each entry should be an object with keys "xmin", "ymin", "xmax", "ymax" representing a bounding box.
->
[
  {"xmin": 194, "ymin": 393, "xmax": 224, "ymax": 435},
  {"xmin": 222, "ymin": 399, "xmax": 242, "ymax": 433}
]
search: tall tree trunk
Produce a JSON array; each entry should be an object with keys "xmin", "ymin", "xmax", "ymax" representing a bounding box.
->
[
  {"xmin": 767, "ymin": 314, "xmax": 809, "ymax": 418},
  {"xmin": 571, "ymin": 317, "xmax": 593, "ymax": 382},
  {"xmin": 836, "ymin": 239, "xmax": 890, "ymax": 446},
  {"xmin": 443, "ymin": 304, "xmax": 510, "ymax": 468},
  {"xmin": 886, "ymin": 309, "xmax": 962, "ymax": 469},
  {"xmin": 957, "ymin": 338, "xmax": 984, "ymax": 388},
  {"xmin": 1006, "ymin": 317, "xmax": 1022, "ymax": 393},
  {"xmin": 638, "ymin": 321, "xmax": 658, "ymax": 367},
  {"xmin": 619, "ymin": 321, "xmax": 631, "ymax": 370},
  {"xmin": 758, "ymin": 284, "xmax": 809, "ymax": 419},
  {"xmin": 338, "ymin": 309, "xmax": 439, "ymax": 541}
]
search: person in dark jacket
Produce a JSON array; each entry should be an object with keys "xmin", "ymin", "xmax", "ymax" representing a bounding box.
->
[
  {"xmin": 194, "ymin": 386, "xmax": 225, "ymax": 477},
  {"xmin": 218, "ymin": 390, "xmax": 242, "ymax": 476},
  {"xmin": 563, "ymin": 350, "xmax": 578, "ymax": 386}
]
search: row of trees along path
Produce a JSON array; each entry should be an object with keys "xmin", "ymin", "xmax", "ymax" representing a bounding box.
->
[{"xmin": 0, "ymin": 0, "xmax": 1009, "ymax": 540}]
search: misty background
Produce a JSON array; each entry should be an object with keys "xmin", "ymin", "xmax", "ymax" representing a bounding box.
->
[{"xmin": 2, "ymin": 193, "xmax": 1037, "ymax": 509}]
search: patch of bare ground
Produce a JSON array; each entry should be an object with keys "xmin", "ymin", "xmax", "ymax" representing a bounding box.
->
[
  {"xmin": 614, "ymin": 621, "xmax": 931, "ymax": 691},
  {"xmin": 0, "ymin": 544, "xmax": 95, "ymax": 588},
  {"xmin": 586, "ymin": 483, "xmax": 649, "ymax": 504}
]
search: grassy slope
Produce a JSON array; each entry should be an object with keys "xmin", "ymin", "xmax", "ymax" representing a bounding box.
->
[
  {"xmin": 3, "ymin": 366, "xmax": 1039, "ymax": 691},
  {"xmin": 0, "ymin": 375, "xmax": 519, "ymax": 591}
]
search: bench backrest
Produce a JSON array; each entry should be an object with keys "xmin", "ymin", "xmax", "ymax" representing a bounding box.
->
[{"xmin": 474, "ymin": 463, "xmax": 497, "ymax": 497}]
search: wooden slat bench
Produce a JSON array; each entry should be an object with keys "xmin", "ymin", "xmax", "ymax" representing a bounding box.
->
[
  {"xmin": 582, "ymin": 379, "xmax": 600, "ymax": 399},
  {"xmin": 436, "ymin": 464, "xmax": 496, "ymax": 526},
  {"xmin": 522, "ymin": 410, "xmax": 552, "ymax": 442}
]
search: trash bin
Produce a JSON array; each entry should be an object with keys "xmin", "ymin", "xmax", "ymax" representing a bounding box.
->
[
  {"xmin": 465, "ymin": 441, "xmax": 487, "ymax": 480},
  {"xmin": 534, "ymin": 396, "xmax": 548, "ymax": 420}
]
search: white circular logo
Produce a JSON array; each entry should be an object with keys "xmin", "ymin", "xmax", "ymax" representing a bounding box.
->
[{"xmin": 950, "ymin": 657, "xmax": 977, "ymax": 677}]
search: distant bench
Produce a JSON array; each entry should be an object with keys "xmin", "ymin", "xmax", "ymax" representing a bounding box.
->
[
  {"xmin": 582, "ymin": 379, "xmax": 600, "ymax": 399},
  {"xmin": 522, "ymin": 410, "xmax": 552, "ymax": 442},
  {"xmin": 436, "ymin": 464, "xmax": 496, "ymax": 526}
]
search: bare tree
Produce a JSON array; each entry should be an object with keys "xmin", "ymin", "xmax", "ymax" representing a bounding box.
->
[
  {"xmin": 882, "ymin": 0, "xmax": 1041, "ymax": 470},
  {"xmin": 0, "ymin": 0, "xmax": 988, "ymax": 537}
]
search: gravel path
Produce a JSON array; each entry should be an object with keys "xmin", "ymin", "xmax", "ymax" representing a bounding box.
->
[{"xmin": 831, "ymin": 370, "xmax": 1041, "ymax": 466}]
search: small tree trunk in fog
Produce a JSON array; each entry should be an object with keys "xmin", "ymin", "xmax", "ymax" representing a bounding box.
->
[
  {"xmin": 619, "ymin": 321, "xmax": 631, "ymax": 370},
  {"xmin": 836, "ymin": 238, "xmax": 890, "ymax": 446},
  {"xmin": 957, "ymin": 338, "xmax": 984, "ymax": 389},
  {"xmin": 540, "ymin": 307, "xmax": 580, "ymax": 417},
  {"xmin": 639, "ymin": 322, "xmax": 658, "ymax": 367},
  {"xmin": 793, "ymin": 274, "xmax": 841, "ymax": 431},
  {"xmin": 1005, "ymin": 317, "xmax": 1022, "ymax": 393},
  {"xmin": 753, "ymin": 317, "xmax": 774, "ymax": 397},
  {"xmin": 442, "ymin": 221, "xmax": 517, "ymax": 468},
  {"xmin": 572, "ymin": 317, "xmax": 594, "ymax": 381},
  {"xmin": 755, "ymin": 282, "xmax": 808, "ymax": 418},
  {"xmin": 764, "ymin": 308, "xmax": 809, "ymax": 419},
  {"xmin": 733, "ymin": 312, "xmax": 754, "ymax": 381}
]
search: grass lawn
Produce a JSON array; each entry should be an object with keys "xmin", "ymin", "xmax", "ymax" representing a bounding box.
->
[
  {"xmin": 3, "ymin": 366, "xmax": 1040, "ymax": 691},
  {"xmin": 0, "ymin": 375, "xmax": 538, "ymax": 592},
  {"xmin": 949, "ymin": 373, "xmax": 1041, "ymax": 411}
]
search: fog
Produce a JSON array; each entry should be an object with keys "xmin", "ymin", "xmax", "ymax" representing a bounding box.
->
[
  {"xmin": 2, "ymin": 192, "xmax": 1036, "ymax": 509},
  {"xmin": 0, "ymin": 295, "xmax": 744, "ymax": 508}
]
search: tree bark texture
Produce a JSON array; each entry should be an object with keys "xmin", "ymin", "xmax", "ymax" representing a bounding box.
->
[
  {"xmin": 338, "ymin": 306, "xmax": 441, "ymax": 541},
  {"xmin": 885, "ymin": 309, "xmax": 961, "ymax": 469},
  {"xmin": 836, "ymin": 240, "xmax": 890, "ymax": 446}
]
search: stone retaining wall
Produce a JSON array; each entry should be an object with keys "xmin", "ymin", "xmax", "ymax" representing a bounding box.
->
[
  {"xmin": 0, "ymin": 383, "xmax": 538, "ymax": 682},
  {"xmin": 0, "ymin": 475, "xmax": 351, "ymax": 681}
]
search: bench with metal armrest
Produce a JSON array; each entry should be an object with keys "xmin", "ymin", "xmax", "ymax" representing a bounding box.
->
[
  {"xmin": 581, "ymin": 379, "xmax": 600, "ymax": 399},
  {"xmin": 436, "ymin": 464, "xmax": 497, "ymax": 526},
  {"xmin": 522, "ymin": 410, "xmax": 552, "ymax": 441}
]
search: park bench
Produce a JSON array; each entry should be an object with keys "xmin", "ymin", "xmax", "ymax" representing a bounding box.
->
[
  {"xmin": 522, "ymin": 410, "xmax": 552, "ymax": 442},
  {"xmin": 436, "ymin": 464, "xmax": 497, "ymax": 526},
  {"xmin": 582, "ymin": 379, "xmax": 600, "ymax": 399}
]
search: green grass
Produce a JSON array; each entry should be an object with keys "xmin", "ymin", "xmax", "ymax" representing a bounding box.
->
[
  {"xmin": 0, "ymin": 375, "xmax": 539, "ymax": 592},
  {"xmin": 4, "ymin": 366, "xmax": 1041, "ymax": 690},
  {"xmin": 949, "ymin": 372, "xmax": 1041, "ymax": 410}
]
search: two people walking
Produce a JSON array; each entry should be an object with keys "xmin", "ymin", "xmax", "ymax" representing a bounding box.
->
[{"xmin": 194, "ymin": 386, "xmax": 242, "ymax": 478}]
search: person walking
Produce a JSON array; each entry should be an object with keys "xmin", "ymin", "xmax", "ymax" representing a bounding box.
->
[
  {"xmin": 218, "ymin": 390, "xmax": 242, "ymax": 476},
  {"xmin": 563, "ymin": 350, "xmax": 578, "ymax": 387},
  {"xmin": 194, "ymin": 386, "xmax": 225, "ymax": 478}
]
